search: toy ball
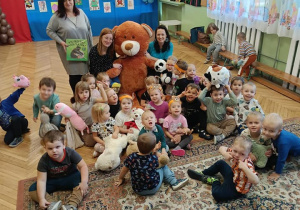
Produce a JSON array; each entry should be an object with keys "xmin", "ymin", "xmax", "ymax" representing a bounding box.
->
[
  {"xmin": 154, "ymin": 59, "xmax": 166, "ymax": 73},
  {"xmin": 13, "ymin": 75, "xmax": 30, "ymax": 88},
  {"xmin": 0, "ymin": 18, "xmax": 7, "ymax": 26},
  {"xmin": 0, "ymin": 26, "xmax": 7, "ymax": 34},
  {"xmin": 0, "ymin": 34, "xmax": 8, "ymax": 44},
  {"xmin": 7, "ymin": 29, "xmax": 14, "ymax": 37},
  {"xmin": 8, "ymin": 37, "xmax": 15, "ymax": 45}
]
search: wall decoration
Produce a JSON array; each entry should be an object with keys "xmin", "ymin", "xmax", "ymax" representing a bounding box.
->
[
  {"xmin": 115, "ymin": 0, "xmax": 125, "ymax": 7},
  {"xmin": 75, "ymin": 0, "xmax": 82, "ymax": 6},
  {"xmin": 38, "ymin": 1, "xmax": 47, "ymax": 12},
  {"xmin": 25, "ymin": 0, "xmax": 35, "ymax": 10},
  {"xmin": 51, "ymin": 2, "xmax": 58, "ymax": 13},
  {"xmin": 128, "ymin": 0, "xmax": 134, "ymax": 10},
  {"xmin": 104, "ymin": 2, "xmax": 111, "ymax": 13},
  {"xmin": 89, "ymin": 0, "xmax": 100, "ymax": 10}
]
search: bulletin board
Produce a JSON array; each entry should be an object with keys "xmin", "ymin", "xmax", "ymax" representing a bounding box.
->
[{"xmin": 25, "ymin": 0, "xmax": 158, "ymax": 41}]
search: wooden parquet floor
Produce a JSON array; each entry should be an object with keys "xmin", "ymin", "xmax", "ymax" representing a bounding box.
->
[{"xmin": 0, "ymin": 37, "xmax": 299, "ymax": 209}]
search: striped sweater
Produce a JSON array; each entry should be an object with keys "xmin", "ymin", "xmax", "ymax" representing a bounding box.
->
[
  {"xmin": 213, "ymin": 31, "xmax": 226, "ymax": 46},
  {"xmin": 238, "ymin": 41, "xmax": 256, "ymax": 60}
]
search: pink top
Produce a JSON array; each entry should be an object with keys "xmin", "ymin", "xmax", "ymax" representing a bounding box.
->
[
  {"xmin": 163, "ymin": 114, "xmax": 188, "ymax": 136},
  {"xmin": 149, "ymin": 101, "xmax": 169, "ymax": 126}
]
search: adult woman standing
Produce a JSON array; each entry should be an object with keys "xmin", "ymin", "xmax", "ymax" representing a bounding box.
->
[
  {"xmin": 146, "ymin": 25, "xmax": 173, "ymax": 61},
  {"xmin": 89, "ymin": 28, "xmax": 121, "ymax": 85},
  {"xmin": 46, "ymin": 0, "xmax": 93, "ymax": 94}
]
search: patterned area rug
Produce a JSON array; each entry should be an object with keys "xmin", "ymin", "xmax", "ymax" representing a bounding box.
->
[{"xmin": 18, "ymin": 118, "xmax": 300, "ymax": 210}]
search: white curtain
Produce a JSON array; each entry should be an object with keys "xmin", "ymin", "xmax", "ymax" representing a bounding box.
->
[{"xmin": 207, "ymin": 0, "xmax": 300, "ymax": 40}]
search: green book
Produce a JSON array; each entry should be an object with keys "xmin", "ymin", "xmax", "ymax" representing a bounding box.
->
[{"xmin": 66, "ymin": 39, "xmax": 88, "ymax": 61}]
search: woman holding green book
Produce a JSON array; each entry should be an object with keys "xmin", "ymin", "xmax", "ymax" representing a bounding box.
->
[{"xmin": 46, "ymin": 0, "xmax": 93, "ymax": 94}]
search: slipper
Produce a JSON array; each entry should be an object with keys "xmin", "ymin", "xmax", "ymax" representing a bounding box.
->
[{"xmin": 171, "ymin": 149, "xmax": 185, "ymax": 156}]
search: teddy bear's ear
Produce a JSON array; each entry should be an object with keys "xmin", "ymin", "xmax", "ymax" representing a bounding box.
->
[
  {"xmin": 112, "ymin": 25, "xmax": 118, "ymax": 33},
  {"xmin": 141, "ymin": 24, "xmax": 153, "ymax": 38}
]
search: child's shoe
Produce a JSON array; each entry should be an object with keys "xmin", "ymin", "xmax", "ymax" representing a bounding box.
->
[
  {"xmin": 187, "ymin": 169, "xmax": 219, "ymax": 185},
  {"xmin": 204, "ymin": 59, "xmax": 210, "ymax": 64},
  {"xmin": 171, "ymin": 149, "xmax": 185, "ymax": 156},
  {"xmin": 214, "ymin": 134, "xmax": 225, "ymax": 144},
  {"xmin": 9, "ymin": 137, "xmax": 24, "ymax": 148},
  {"xmin": 171, "ymin": 178, "xmax": 189, "ymax": 191},
  {"xmin": 61, "ymin": 204, "xmax": 77, "ymax": 210},
  {"xmin": 199, "ymin": 130, "xmax": 213, "ymax": 140},
  {"xmin": 47, "ymin": 200, "xmax": 62, "ymax": 210}
]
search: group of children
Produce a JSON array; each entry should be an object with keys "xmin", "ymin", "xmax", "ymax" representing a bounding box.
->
[{"xmin": 0, "ymin": 29, "xmax": 300, "ymax": 209}]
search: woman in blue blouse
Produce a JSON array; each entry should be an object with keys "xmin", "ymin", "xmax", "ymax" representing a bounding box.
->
[{"xmin": 146, "ymin": 25, "xmax": 173, "ymax": 61}]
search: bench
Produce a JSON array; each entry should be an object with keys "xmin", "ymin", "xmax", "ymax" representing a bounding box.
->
[
  {"xmin": 175, "ymin": 30, "xmax": 210, "ymax": 52},
  {"xmin": 249, "ymin": 62, "xmax": 300, "ymax": 102}
]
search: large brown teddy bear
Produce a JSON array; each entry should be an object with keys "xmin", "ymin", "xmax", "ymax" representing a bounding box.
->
[{"xmin": 106, "ymin": 21, "xmax": 155, "ymax": 105}]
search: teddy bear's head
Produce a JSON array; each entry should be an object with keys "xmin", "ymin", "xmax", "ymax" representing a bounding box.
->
[
  {"xmin": 113, "ymin": 21, "xmax": 153, "ymax": 57},
  {"xmin": 131, "ymin": 108, "xmax": 144, "ymax": 121},
  {"xmin": 204, "ymin": 65, "xmax": 230, "ymax": 88},
  {"xmin": 154, "ymin": 59, "xmax": 167, "ymax": 73}
]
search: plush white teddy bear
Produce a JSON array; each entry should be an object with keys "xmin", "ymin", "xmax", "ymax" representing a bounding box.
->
[
  {"xmin": 94, "ymin": 134, "xmax": 128, "ymax": 171},
  {"xmin": 204, "ymin": 64, "xmax": 230, "ymax": 88},
  {"xmin": 124, "ymin": 108, "xmax": 144, "ymax": 142}
]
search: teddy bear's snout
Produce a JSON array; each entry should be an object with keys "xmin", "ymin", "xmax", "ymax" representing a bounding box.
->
[{"xmin": 125, "ymin": 43, "xmax": 133, "ymax": 50}]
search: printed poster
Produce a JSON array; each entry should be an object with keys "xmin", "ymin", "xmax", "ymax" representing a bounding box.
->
[
  {"xmin": 89, "ymin": 0, "xmax": 100, "ymax": 11},
  {"xmin": 128, "ymin": 0, "xmax": 134, "ymax": 10},
  {"xmin": 38, "ymin": 1, "xmax": 47, "ymax": 12},
  {"xmin": 66, "ymin": 39, "xmax": 88, "ymax": 61},
  {"xmin": 75, "ymin": 0, "xmax": 82, "ymax": 5},
  {"xmin": 25, "ymin": 0, "xmax": 35, "ymax": 10},
  {"xmin": 51, "ymin": 2, "xmax": 58, "ymax": 13},
  {"xmin": 104, "ymin": 2, "xmax": 111, "ymax": 13},
  {"xmin": 115, "ymin": 0, "xmax": 125, "ymax": 8}
]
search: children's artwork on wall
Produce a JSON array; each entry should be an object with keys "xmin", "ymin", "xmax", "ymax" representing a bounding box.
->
[
  {"xmin": 25, "ymin": 0, "xmax": 35, "ymax": 10},
  {"xmin": 75, "ymin": 0, "xmax": 82, "ymax": 5},
  {"xmin": 115, "ymin": 0, "xmax": 125, "ymax": 8},
  {"xmin": 104, "ymin": 2, "xmax": 112, "ymax": 13},
  {"xmin": 128, "ymin": 0, "xmax": 134, "ymax": 10},
  {"xmin": 89, "ymin": 0, "xmax": 100, "ymax": 11},
  {"xmin": 51, "ymin": 2, "xmax": 58, "ymax": 13},
  {"xmin": 38, "ymin": 1, "xmax": 47, "ymax": 12}
]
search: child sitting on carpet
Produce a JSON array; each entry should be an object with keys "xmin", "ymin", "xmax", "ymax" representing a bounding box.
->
[
  {"xmin": 234, "ymin": 82, "xmax": 264, "ymax": 134},
  {"xmin": 262, "ymin": 113, "xmax": 300, "ymax": 181},
  {"xmin": 115, "ymin": 133, "xmax": 189, "ymax": 195},
  {"xmin": 198, "ymin": 83, "xmax": 237, "ymax": 144},
  {"xmin": 29, "ymin": 130, "xmax": 88, "ymax": 210},
  {"xmin": 187, "ymin": 136, "xmax": 259, "ymax": 202},
  {"xmin": 163, "ymin": 97, "xmax": 193, "ymax": 156}
]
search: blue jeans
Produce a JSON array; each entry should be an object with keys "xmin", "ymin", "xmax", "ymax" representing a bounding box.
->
[
  {"xmin": 29, "ymin": 171, "xmax": 81, "ymax": 194},
  {"xmin": 49, "ymin": 114, "xmax": 62, "ymax": 128},
  {"xmin": 136, "ymin": 165, "xmax": 177, "ymax": 196},
  {"xmin": 203, "ymin": 160, "xmax": 243, "ymax": 202}
]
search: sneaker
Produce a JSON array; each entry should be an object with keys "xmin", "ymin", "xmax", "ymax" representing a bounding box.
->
[
  {"xmin": 8, "ymin": 137, "xmax": 24, "ymax": 148},
  {"xmin": 171, "ymin": 178, "xmax": 189, "ymax": 191},
  {"xmin": 199, "ymin": 130, "xmax": 213, "ymax": 140},
  {"xmin": 171, "ymin": 149, "xmax": 185, "ymax": 156},
  {"xmin": 214, "ymin": 134, "xmax": 225, "ymax": 145},
  {"xmin": 187, "ymin": 169, "xmax": 219, "ymax": 185},
  {"xmin": 61, "ymin": 204, "xmax": 77, "ymax": 210},
  {"xmin": 48, "ymin": 201, "xmax": 62, "ymax": 210},
  {"xmin": 204, "ymin": 59, "xmax": 210, "ymax": 64}
]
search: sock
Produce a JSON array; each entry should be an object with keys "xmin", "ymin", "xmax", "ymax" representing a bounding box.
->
[{"xmin": 174, "ymin": 145, "xmax": 181, "ymax": 150}]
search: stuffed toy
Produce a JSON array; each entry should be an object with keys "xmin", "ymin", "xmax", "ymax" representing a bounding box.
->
[
  {"xmin": 126, "ymin": 140, "xmax": 170, "ymax": 168},
  {"xmin": 204, "ymin": 64, "xmax": 230, "ymax": 88},
  {"xmin": 124, "ymin": 108, "xmax": 144, "ymax": 142},
  {"xmin": 154, "ymin": 59, "xmax": 172, "ymax": 85},
  {"xmin": 54, "ymin": 103, "xmax": 89, "ymax": 135},
  {"xmin": 95, "ymin": 134, "xmax": 128, "ymax": 171},
  {"xmin": 193, "ymin": 75, "xmax": 200, "ymax": 85},
  {"xmin": 13, "ymin": 75, "xmax": 30, "ymax": 88},
  {"xmin": 106, "ymin": 21, "xmax": 156, "ymax": 106},
  {"xmin": 39, "ymin": 112, "xmax": 58, "ymax": 138}
]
